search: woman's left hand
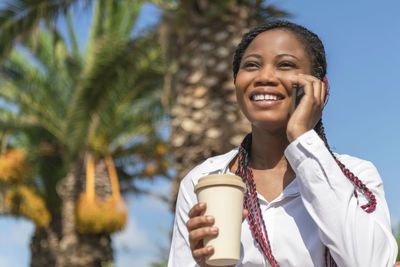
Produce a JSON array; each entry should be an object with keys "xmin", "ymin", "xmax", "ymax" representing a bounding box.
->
[{"xmin": 286, "ymin": 74, "xmax": 326, "ymax": 142}]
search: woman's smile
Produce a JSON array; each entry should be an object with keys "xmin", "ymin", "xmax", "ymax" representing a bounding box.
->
[{"xmin": 249, "ymin": 88, "xmax": 285, "ymax": 108}]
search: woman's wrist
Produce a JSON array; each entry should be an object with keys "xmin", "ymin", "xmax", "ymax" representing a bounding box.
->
[{"xmin": 287, "ymin": 127, "xmax": 308, "ymax": 143}]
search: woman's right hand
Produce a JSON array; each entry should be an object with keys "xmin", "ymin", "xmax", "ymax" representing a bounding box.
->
[
  {"xmin": 186, "ymin": 202, "xmax": 218, "ymax": 267},
  {"xmin": 186, "ymin": 202, "xmax": 249, "ymax": 267}
]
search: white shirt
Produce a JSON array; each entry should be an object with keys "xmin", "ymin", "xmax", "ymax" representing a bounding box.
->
[{"xmin": 168, "ymin": 130, "xmax": 398, "ymax": 267}]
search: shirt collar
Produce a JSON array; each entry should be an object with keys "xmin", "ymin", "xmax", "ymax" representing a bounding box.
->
[
  {"xmin": 199, "ymin": 147, "xmax": 239, "ymax": 176},
  {"xmin": 258, "ymin": 179, "xmax": 300, "ymax": 205},
  {"xmin": 199, "ymin": 147, "xmax": 300, "ymax": 201}
]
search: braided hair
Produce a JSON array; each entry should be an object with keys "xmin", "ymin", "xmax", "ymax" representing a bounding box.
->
[{"xmin": 232, "ymin": 20, "xmax": 376, "ymax": 267}]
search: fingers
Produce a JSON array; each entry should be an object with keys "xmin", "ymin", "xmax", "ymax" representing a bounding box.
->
[
  {"xmin": 286, "ymin": 74, "xmax": 325, "ymax": 142},
  {"xmin": 187, "ymin": 203, "xmax": 247, "ymax": 266},
  {"xmin": 188, "ymin": 202, "xmax": 206, "ymax": 218},
  {"xmin": 242, "ymin": 209, "xmax": 249, "ymax": 222},
  {"xmin": 298, "ymin": 75, "xmax": 322, "ymax": 107},
  {"xmin": 187, "ymin": 203, "xmax": 217, "ymax": 248},
  {"xmin": 289, "ymin": 74, "xmax": 324, "ymax": 110},
  {"xmin": 186, "ymin": 214, "xmax": 214, "ymax": 231},
  {"xmin": 192, "ymin": 245, "xmax": 214, "ymax": 261},
  {"xmin": 189, "ymin": 226, "xmax": 218, "ymax": 249},
  {"xmin": 187, "ymin": 203, "xmax": 218, "ymax": 266},
  {"xmin": 321, "ymin": 82, "xmax": 327, "ymax": 106}
]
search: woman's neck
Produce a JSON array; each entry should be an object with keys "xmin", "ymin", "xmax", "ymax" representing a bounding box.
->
[{"xmin": 250, "ymin": 127, "xmax": 291, "ymax": 170}]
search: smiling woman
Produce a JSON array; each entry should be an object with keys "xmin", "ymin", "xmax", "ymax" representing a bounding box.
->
[
  {"xmin": 168, "ymin": 20, "xmax": 398, "ymax": 267},
  {"xmin": 234, "ymin": 29, "xmax": 315, "ymax": 136}
]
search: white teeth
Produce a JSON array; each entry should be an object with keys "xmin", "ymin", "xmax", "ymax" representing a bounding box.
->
[
  {"xmin": 265, "ymin": 95, "xmax": 277, "ymax": 100},
  {"xmin": 253, "ymin": 94, "xmax": 279, "ymax": 101}
]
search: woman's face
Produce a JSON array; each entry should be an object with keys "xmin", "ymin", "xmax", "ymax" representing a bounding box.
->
[{"xmin": 235, "ymin": 29, "xmax": 312, "ymax": 132}]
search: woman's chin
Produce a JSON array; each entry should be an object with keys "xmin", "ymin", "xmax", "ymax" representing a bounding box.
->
[{"xmin": 250, "ymin": 119, "xmax": 289, "ymax": 134}]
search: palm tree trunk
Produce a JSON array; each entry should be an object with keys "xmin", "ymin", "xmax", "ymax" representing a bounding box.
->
[
  {"xmin": 166, "ymin": 2, "xmax": 257, "ymax": 207},
  {"xmin": 30, "ymin": 156, "xmax": 114, "ymax": 267},
  {"xmin": 30, "ymin": 217, "xmax": 60, "ymax": 266}
]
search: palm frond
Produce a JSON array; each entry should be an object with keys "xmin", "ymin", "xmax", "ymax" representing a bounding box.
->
[
  {"xmin": 0, "ymin": 49, "xmax": 68, "ymax": 143},
  {"xmin": 0, "ymin": 84, "xmax": 66, "ymax": 144},
  {"xmin": 103, "ymin": 0, "xmax": 143, "ymax": 39},
  {"xmin": 0, "ymin": 0, "xmax": 89, "ymax": 61},
  {"xmin": 149, "ymin": 0, "xmax": 177, "ymax": 11},
  {"xmin": 21, "ymin": 24, "xmax": 81, "ymax": 87},
  {"xmin": 259, "ymin": 4, "xmax": 292, "ymax": 20},
  {"xmin": 0, "ymin": 109, "xmax": 37, "ymax": 131},
  {"xmin": 85, "ymin": 0, "xmax": 143, "ymax": 62},
  {"xmin": 66, "ymin": 30, "xmax": 163, "ymax": 154},
  {"xmin": 66, "ymin": 12, "xmax": 80, "ymax": 60},
  {"xmin": 91, "ymin": 57, "xmax": 164, "ymax": 153},
  {"xmin": 94, "ymin": 93, "xmax": 164, "ymax": 154}
]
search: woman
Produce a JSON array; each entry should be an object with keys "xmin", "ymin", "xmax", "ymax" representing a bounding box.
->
[{"xmin": 168, "ymin": 20, "xmax": 398, "ymax": 267}]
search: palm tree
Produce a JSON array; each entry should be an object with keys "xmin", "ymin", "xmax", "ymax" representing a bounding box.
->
[
  {"xmin": 0, "ymin": 0, "xmax": 289, "ymax": 207},
  {"xmin": 156, "ymin": 0, "xmax": 289, "ymax": 207},
  {"xmin": 0, "ymin": 1, "xmax": 167, "ymax": 266}
]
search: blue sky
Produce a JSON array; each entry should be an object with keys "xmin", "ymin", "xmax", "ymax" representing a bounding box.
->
[
  {"xmin": 275, "ymin": 0, "xmax": 400, "ymax": 223},
  {"xmin": 1, "ymin": 1, "xmax": 399, "ymax": 266}
]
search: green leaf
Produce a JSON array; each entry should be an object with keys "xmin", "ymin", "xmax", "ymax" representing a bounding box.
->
[{"xmin": 0, "ymin": 0, "xmax": 88, "ymax": 61}]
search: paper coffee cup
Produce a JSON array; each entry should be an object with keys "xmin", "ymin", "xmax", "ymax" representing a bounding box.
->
[{"xmin": 194, "ymin": 174, "xmax": 246, "ymax": 266}]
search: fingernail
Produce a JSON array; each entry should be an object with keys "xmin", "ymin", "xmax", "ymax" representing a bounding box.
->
[
  {"xmin": 199, "ymin": 202, "xmax": 205, "ymax": 208},
  {"xmin": 207, "ymin": 246, "xmax": 213, "ymax": 252},
  {"xmin": 210, "ymin": 227, "xmax": 218, "ymax": 232},
  {"xmin": 206, "ymin": 216, "xmax": 214, "ymax": 222}
]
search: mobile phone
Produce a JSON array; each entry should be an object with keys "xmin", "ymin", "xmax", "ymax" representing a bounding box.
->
[{"xmin": 290, "ymin": 84, "xmax": 304, "ymax": 114}]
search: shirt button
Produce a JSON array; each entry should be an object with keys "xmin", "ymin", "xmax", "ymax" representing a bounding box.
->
[{"xmin": 306, "ymin": 138, "xmax": 313, "ymax": 145}]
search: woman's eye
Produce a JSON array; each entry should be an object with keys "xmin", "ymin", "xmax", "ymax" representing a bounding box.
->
[
  {"xmin": 278, "ymin": 61, "xmax": 296, "ymax": 68},
  {"xmin": 242, "ymin": 61, "xmax": 259, "ymax": 69}
]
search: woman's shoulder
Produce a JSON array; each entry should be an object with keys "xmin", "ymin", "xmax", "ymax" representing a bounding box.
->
[
  {"xmin": 334, "ymin": 152, "xmax": 383, "ymax": 187},
  {"xmin": 179, "ymin": 147, "xmax": 239, "ymax": 190},
  {"xmin": 335, "ymin": 152, "xmax": 370, "ymax": 167}
]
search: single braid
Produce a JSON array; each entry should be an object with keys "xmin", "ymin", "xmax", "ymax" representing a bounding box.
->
[
  {"xmin": 236, "ymin": 134, "xmax": 279, "ymax": 267},
  {"xmin": 315, "ymin": 121, "xmax": 377, "ymax": 213},
  {"xmin": 232, "ymin": 20, "xmax": 377, "ymax": 265}
]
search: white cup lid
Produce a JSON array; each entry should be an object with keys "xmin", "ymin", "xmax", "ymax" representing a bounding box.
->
[{"xmin": 194, "ymin": 174, "xmax": 246, "ymax": 193}]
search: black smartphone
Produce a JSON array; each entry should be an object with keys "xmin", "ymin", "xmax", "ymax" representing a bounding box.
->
[{"xmin": 290, "ymin": 84, "xmax": 304, "ymax": 114}]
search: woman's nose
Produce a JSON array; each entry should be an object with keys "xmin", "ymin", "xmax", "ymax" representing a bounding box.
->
[{"xmin": 254, "ymin": 66, "xmax": 279, "ymax": 86}]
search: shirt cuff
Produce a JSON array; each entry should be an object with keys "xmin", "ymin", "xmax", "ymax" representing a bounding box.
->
[
  {"xmin": 284, "ymin": 129, "xmax": 355, "ymax": 196},
  {"xmin": 284, "ymin": 129, "xmax": 326, "ymax": 168}
]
